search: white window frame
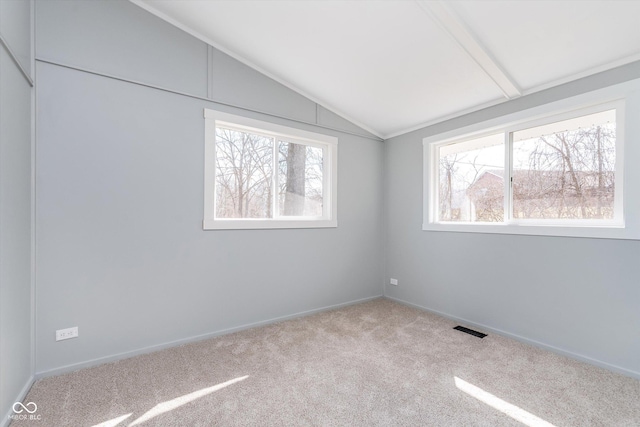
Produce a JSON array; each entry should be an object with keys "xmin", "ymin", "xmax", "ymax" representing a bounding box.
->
[
  {"xmin": 204, "ymin": 109, "xmax": 338, "ymax": 230},
  {"xmin": 423, "ymin": 80, "xmax": 640, "ymax": 240}
]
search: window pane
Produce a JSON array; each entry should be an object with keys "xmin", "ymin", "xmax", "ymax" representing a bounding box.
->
[
  {"xmin": 512, "ymin": 110, "xmax": 616, "ymax": 220},
  {"xmin": 278, "ymin": 142, "xmax": 324, "ymax": 217},
  {"xmin": 215, "ymin": 127, "xmax": 273, "ymax": 218},
  {"xmin": 438, "ymin": 134, "xmax": 504, "ymax": 222}
]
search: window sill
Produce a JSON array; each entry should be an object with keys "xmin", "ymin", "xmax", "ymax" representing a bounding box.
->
[
  {"xmin": 204, "ymin": 219, "xmax": 337, "ymax": 230},
  {"xmin": 422, "ymin": 221, "xmax": 638, "ymax": 240}
]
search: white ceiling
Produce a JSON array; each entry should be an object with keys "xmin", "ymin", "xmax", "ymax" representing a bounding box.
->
[{"xmin": 133, "ymin": 0, "xmax": 640, "ymax": 139}]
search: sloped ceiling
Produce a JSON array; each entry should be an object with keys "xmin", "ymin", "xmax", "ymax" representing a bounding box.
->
[{"xmin": 133, "ymin": 0, "xmax": 640, "ymax": 139}]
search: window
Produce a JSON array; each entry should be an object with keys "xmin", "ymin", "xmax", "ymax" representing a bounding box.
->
[
  {"xmin": 204, "ymin": 110, "xmax": 337, "ymax": 229},
  {"xmin": 424, "ymin": 98, "xmax": 638, "ymax": 239}
]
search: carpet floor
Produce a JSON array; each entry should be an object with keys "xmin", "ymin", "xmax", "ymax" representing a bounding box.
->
[{"xmin": 13, "ymin": 298, "xmax": 640, "ymax": 426}]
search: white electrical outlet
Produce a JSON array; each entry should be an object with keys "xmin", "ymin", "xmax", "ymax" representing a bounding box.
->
[
  {"xmin": 55, "ymin": 326, "xmax": 78, "ymax": 341},
  {"xmin": 390, "ymin": 278, "xmax": 398, "ymax": 286}
]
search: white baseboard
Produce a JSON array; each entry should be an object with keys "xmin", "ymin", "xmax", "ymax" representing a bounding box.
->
[
  {"xmin": 35, "ymin": 295, "xmax": 383, "ymax": 379},
  {"xmin": 384, "ymin": 295, "xmax": 640, "ymax": 380},
  {"xmin": 2, "ymin": 375, "xmax": 35, "ymax": 427}
]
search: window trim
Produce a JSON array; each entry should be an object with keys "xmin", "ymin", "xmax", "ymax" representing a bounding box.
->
[
  {"xmin": 204, "ymin": 109, "xmax": 338, "ymax": 230},
  {"xmin": 423, "ymin": 82, "xmax": 640, "ymax": 240}
]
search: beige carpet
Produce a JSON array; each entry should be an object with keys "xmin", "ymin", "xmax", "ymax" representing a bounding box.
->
[{"xmin": 13, "ymin": 299, "xmax": 640, "ymax": 426}]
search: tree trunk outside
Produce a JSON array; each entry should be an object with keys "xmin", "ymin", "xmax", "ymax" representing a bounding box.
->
[{"xmin": 284, "ymin": 144, "xmax": 306, "ymax": 215}]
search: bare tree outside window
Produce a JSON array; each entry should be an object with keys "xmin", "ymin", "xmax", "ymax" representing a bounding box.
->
[
  {"xmin": 214, "ymin": 127, "xmax": 324, "ymax": 219},
  {"xmin": 215, "ymin": 128, "xmax": 273, "ymax": 218},
  {"xmin": 436, "ymin": 110, "xmax": 616, "ymax": 223},
  {"xmin": 512, "ymin": 110, "xmax": 616, "ymax": 220},
  {"xmin": 438, "ymin": 134, "xmax": 504, "ymax": 222}
]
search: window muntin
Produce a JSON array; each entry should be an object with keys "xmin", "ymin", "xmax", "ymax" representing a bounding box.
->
[
  {"xmin": 425, "ymin": 100, "xmax": 629, "ymax": 238},
  {"xmin": 204, "ymin": 110, "xmax": 337, "ymax": 230}
]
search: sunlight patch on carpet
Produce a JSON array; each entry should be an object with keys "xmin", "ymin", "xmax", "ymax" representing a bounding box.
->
[
  {"xmin": 90, "ymin": 413, "xmax": 132, "ymax": 427},
  {"xmin": 454, "ymin": 377, "xmax": 556, "ymax": 427},
  {"xmin": 128, "ymin": 375, "xmax": 249, "ymax": 426}
]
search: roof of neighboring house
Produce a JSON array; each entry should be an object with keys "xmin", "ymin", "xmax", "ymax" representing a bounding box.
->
[{"xmin": 467, "ymin": 168, "xmax": 615, "ymax": 202}]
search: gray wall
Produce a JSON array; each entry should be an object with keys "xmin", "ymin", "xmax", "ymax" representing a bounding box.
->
[
  {"xmin": 35, "ymin": 0, "xmax": 384, "ymax": 375},
  {"xmin": 0, "ymin": 0, "xmax": 34, "ymax": 422},
  {"xmin": 385, "ymin": 63, "xmax": 640, "ymax": 378}
]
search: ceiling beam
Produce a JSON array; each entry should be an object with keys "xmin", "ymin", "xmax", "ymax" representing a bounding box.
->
[{"xmin": 417, "ymin": 0, "xmax": 521, "ymax": 100}]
